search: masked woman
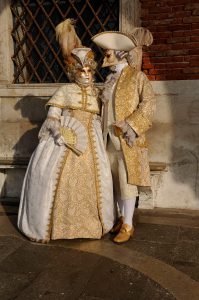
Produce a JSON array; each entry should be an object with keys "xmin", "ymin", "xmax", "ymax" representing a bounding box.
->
[{"xmin": 17, "ymin": 19, "xmax": 114, "ymax": 243}]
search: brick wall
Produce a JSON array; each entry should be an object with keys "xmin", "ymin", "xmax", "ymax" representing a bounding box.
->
[{"xmin": 141, "ymin": 1, "xmax": 199, "ymax": 80}]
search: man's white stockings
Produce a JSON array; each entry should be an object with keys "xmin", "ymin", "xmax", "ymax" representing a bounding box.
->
[{"xmin": 118, "ymin": 197, "xmax": 136, "ymax": 228}]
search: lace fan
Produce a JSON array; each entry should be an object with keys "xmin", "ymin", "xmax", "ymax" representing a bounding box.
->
[{"xmin": 61, "ymin": 116, "xmax": 88, "ymax": 155}]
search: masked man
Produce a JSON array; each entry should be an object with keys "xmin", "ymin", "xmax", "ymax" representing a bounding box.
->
[{"xmin": 92, "ymin": 29, "xmax": 156, "ymax": 243}]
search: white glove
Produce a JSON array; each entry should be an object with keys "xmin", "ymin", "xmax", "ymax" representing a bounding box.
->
[
  {"xmin": 55, "ymin": 136, "xmax": 65, "ymax": 146},
  {"xmin": 38, "ymin": 106, "xmax": 62, "ymax": 143},
  {"xmin": 114, "ymin": 120, "xmax": 136, "ymax": 147},
  {"xmin": 115, "ymin": 50, "xmax": 128, "ymax": 60}
]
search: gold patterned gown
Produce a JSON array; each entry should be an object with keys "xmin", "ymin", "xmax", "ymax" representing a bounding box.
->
[{"xmin": 18, "ymin": 84, "xmax": 114, "ymax": 242}]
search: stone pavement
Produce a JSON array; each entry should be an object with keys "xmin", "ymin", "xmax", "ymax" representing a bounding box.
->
[{"xmin": 0, "ymin": 202, "xmax": 199, "ymax": 300}]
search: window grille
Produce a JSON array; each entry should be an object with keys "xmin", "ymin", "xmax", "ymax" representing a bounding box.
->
[{"xmin": 11, "ymin": 0, "xmax": 119, "ymax": 83}]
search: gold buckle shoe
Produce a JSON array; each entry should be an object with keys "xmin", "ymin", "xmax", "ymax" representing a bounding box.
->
[
  {"xmin": 113, "ymin": 223, "xmax": 134, "ymax": 244},
  {"xmin": 110, "ymin": 216, "xmax": 123, "ymax": 234}
]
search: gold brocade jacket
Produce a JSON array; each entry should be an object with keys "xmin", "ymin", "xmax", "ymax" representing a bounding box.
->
[{"xmin": 115, "ymin": 66, "xmax": 156, "ymax": 186}]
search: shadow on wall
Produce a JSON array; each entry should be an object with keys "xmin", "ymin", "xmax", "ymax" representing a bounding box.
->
[
  {"xmin": 1, "ymin": 94, "xmax": 48, "ymax": 206},
  {"xmin": 0, "ymin": 1, "xmax": 8, "ymax": 16},
  {"xmin": 12, "ymin": 95, "xmax": 48, "ymax": 162},
  {"xmin": 172, "ymin": 92, "xmax": 199, "ymax": 201},
  {"xmin": 150, "ymin": 80, "xmax": 199, "ymax": 209}
]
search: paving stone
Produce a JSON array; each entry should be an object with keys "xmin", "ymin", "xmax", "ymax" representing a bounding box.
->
[
  {"xmin": 0, "ymin": 215, "xmax": 20, "ymax": 236},
  {"xmin": 0, "ymin": 240, "xmax": 101, "ymax": 274},
  {"xmin": 178, "ymin": 227, "xmax": 199, "ymax": 243},
  {"xmin": 14, "ymin": 269, "xmax": 91, "ymax": 300},
  {"xmin": 172, "ymin": 241, "xmax": 199, "ymax": 264},
  {"xmin": 124, "ymin": 240, "xmax": 175, "ymax": 265},
  {"xmin": 83, "ymin": 257, "xmax": 175, "ymax": 300},
  {"xmin": 0, "ymin": 241, "xmax": 101, "ymax": 300},
  {"xmin": 78, "ymin": 295, "xmax": 111, "ymax": 300},
  {"xmin": 133, "ymin": 223, "xmax": 179, "ymax": 244},
  {"xmin": 0, "ymin": 271, "xmax": 37, "ymax": 300},
  {"xmin": 172, "ymin": 262, "xmax": 199, "ymax": 282},
  {"xmin": 0, "ymin": 236, "xmax": 24, "ymax": 263},
  {"xmin": 0, "ymin": 237, "xmax": 175, "ymax": 300}
]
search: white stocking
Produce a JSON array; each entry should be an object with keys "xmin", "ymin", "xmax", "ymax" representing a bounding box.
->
[{"xmin": 123, "ymin": 197, "xmax": 136, "ymax": 227}]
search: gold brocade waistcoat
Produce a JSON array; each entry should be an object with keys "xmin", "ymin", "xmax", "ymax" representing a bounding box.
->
[{"xmin": 47, "ymin": 83, "xmax": 101, "ymax": 114}]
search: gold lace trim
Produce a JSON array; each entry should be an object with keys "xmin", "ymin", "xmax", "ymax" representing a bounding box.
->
[
  {"xmin": 45, "ymin": 149, "xmax": 70, "ymax": 240},
  {"xmin": 88, "ymin": 114, "xmax": 104, "ymax": 235}
]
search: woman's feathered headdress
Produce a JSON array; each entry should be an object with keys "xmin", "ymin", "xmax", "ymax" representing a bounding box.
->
[
  {"xmin": 55, "ymin": 19, "xmax": 97, "ymax": 79},
  {"xmin": 55, "ymin": 19, "xmax": 82, "ymax": 58}
]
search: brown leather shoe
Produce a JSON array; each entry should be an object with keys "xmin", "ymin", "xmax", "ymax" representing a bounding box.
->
[
  {"xmin": 113, "ymin": 223, "xmax": 134, "ymax": 244},
  {"xmin": 110, "ymin": 216, "xmax": 123, "ymax": 234}
]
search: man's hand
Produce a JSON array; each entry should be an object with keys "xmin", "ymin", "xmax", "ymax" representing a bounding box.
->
[
  {"xmin": 114, "ymin": 120, "xmax": 136, "ymax": 147},
  {"xmin": 115, "ymin": 50, "xmax": 128, "ymax": 60}
]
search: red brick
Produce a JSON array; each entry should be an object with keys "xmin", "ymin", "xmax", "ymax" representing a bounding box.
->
[
  {"xmin": 147, "ymin": 51, "xmax": 167, "ymax": 57},
  {"xmin": 172, "ymin": 5, "xmax": 185, "ymax": 12},
  {"xmin": 149, "ymin": 69, "xmax": 165, "ymax": 75},
  {"xmin": 189, "ymin": 49, "xmax": 199, "ymax": 55},
  {"xmin": 187, "ymin": 74, "xmax": 199, "ymax": 79},
  {"xmin": 171, "ymin": 18, "xmax": 184, "ymax": 25},
  {"xmin": 141, "ymin": 8, "xmax": 149, "ymax": 17},
  {"xmin": 183, "ymin": 16, "xmax": 199, "ymax": 23},
  {"xmin": 193, "ymin": 9, "xmax": 199, "ymax": 16},
  {"xmin": 152, "ymin": 31, "xmax": 172, "ymax": 38},
  {"xmin": 142, "ymin": 51, "xmax": 156, "ymax": 58},
  {"xmin": 151, "ymin": 57, "xmax": 173, "ymax": 63},
  {"xmin": 166, "ymin": 49, "xmax": 189, "ymax": 56},
  {"xmin": 172, "ymin": 56, "xmax": 185, "ymax": 62},
  {"xmin": 185, "ymin": 3, "xmax": 199, "ymax": 11},
  {"xmin": 192, "ymin": 24, "xmax": 199, "ymax": 30},
  {"xmin": 149, "ymin": 69, "xmax": 184, "ymax": 75},
  {"xmin": 147, "ymin": 75, "xmax": 156, "ymax": 80},
  {"xmin": 141, "ymin": 1, "xmax": 159, "ymax": 8},
  {"xmin": 167, "ymin": 36, "xmax": 190, "ymax": 43},
  {"xmin": 190, "ymin": 29, "xmax": 199, "ymax": 36},
  {"xmin": 167, "ymin": 0, "xmax": 188, "ymax": 6},
  {"xmin": 142, "ymin": 19, "xmax": 172, "ymax": 26},
  {"xmin": 154, "ymin": 62, "xmax": 189, "ymax": 69},
  {"xmin": 189, "ymin": 55, "xmax": 199, "ymax": 60},
  {"xmin": 169, "ymin": 24, "xmax": 191, "ymax": 31},
  {"xmin": 142, "ymin": 57, "xmax": 151, "ymax": 63},
  {"xmin": 153, "ymin": 63, "xmax": 167, "ymax": 69},
  {"xmin": 184, "ymin": 42, "xmax": 199, "ymax": 49},
  {"xmin": 172, "ymin": 43, "xmax": 185, "ymax": 50},
  {"xmin": 191, "ymin": 36, "xmax": 199, "ymax": 42},
  {"xmin": 142, "ymin": 63, "xmax": 154, "ymax": 69},
  {"xmin": 155, "ymin": 13, "xmax": 173, "ymax": 20},
  {"xmin": 173, "ymin": 11, "xmax": 191, "ymax": 18},
  {"xmin": 156, "ymin": 26, "xmax": 171, "ymax": 32},
  {"xmin": 173, "ymin": 30, "xmax": 191, "ymax": 37},
  {"xmin": 165, "ymin": 74, "xmax": 187, "ymax": 80},
  {"xmin": 183, "ymin": 67, "xmax": 199, "ymax": 74},
  {"xmin": 150, "ymin": 7, "xmax": 172, "ymax": 13},
  {"xmin": 150, "ymin": 44, "xmax": 172, "ymax": 51},
  {"xmin": 190, "ymin": 60, "xmax": 199, "ymax": 67},
  {"xmin": 153, "ymin": 38, "xmax": 168, "ymax": 45},
  {"xmin": 166, "ymin": 69, "xmax": 184, "ymax": 75},
  {"xmin": 155, "ymin": 75, "xmax": 167, "ymax": 80},
  {"xmin": 141, "ymin": 13, "xmax": 157, "ymax": 20}
]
